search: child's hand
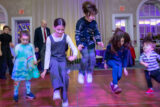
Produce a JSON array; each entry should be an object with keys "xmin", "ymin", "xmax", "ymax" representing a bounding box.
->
[
  {"xmin": 35, "ymin": 48, "xmax": 39, "ymax": 52},
  {"xmin": 10, "ymin": 43, "xmax": 14, "ymax": 48},
  {"xmin": 97, "ymin": 42, "xmax": 104, "ymax": 48},
  {"xmin": 104, "ymin": 63, "xmax": 108, "ymax": 70},
  {"xmin": 143, "ymin": 63, "xmax": 149, "ymax": 67},
  {"xmin": 37, "ymin": 59, "xmax": 40, "ymax": 64},
  {"xmin": 33, "ymin": 61, "xmax": 37, "ymax": 65},
  {"xmin": 78, "ymin": 44, "xmax": 84, "ymax": 51},
  {"xmin": 124, "ymin": 68, "xmax": 128, "ymax": 76},
  {"xmin": 41, "ymin": 70, "xmax": 47, "ymax": 79},
  {"xmin": 68, "ymin": 56, "xmax": 76, "ymax": 61}
]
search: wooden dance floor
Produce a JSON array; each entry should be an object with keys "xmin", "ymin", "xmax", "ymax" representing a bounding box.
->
[{"xmin": 0, "ymin": 68, "xmax": 160, "ymax": 107}]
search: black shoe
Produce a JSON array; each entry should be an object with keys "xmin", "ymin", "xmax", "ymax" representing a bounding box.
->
[{"xmin": 26, "ymin": 92, "xmax": 36, "ymax": 99}]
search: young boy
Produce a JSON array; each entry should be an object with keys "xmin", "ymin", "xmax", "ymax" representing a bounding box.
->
[
  {"xmin": 0, "ymin": 26, "xmax": 14, "ymax": 79},
  {"xmin": 75, "ymin": 1, "xmax": 104, "ymax": 84},
  {"xmin": 140, "ymin": 40, "xmax": 160, "ymax": 94}
]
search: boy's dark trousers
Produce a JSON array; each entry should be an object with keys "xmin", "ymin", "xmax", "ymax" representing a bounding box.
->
[
  {"xmin": 0, "ymin": 56, "xmax": 13, "ymax": 79},
  {"xmin": 144, "ymin": 69, "xmax": 160, "ymax": 88}
]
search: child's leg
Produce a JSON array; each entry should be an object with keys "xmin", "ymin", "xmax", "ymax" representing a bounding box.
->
[
  {"xmin": 150, "ymin": 69, "xmax": 160, "ymax": 83},
  {"xmin": 25, "ymin": 80, "xmax": 35, "ymax": 99},
  {"xmin": 107, "ymin": 60, "xmax": 119, "ymax": 85},
  {"xmin": 0, "ymin": 58, "xmax": 7, "ymax": 79},
  {"xmin": 87, "ymin": 49, "xmax": 96, "ymax": 73},
  {"xmin": 0, "ymin": 59, "xmax": 6, "ymax": 79},
  {"xmin": 25, "ymin": 80, "xmax": 31, "ymax": 94},
  {"xmin": 59, "ymin": 61, "xmax": 69, "ymax": 102},
  {"xmin": 50, "ymin": 59, "xmax": 63, "ymax": 90},
  {"xmin": 7, "ymin": 57, "xmax": 13, "ymax": 75},
  {"xmin": 13, "ymin": 81, "xmax": 21, "ymax": 102},
  {"xmin": 50, "ymin": 58, "xmax": 62, "ymax": 100},
  {"xmin": 86, "ymin": 49, "xmax": 95, "ymax": 83},
  {"xmin": 117, "ymin": 63, "xmax": 122, "ymax": 81},
  {"xmin": 79, "ymin": 47, "xmax": 89, "ymax": 75},
  {"xmin": 144, "ymin": 71, "xmax": 153, "ymax": 88},
  {"xmin": 108, "ymin": 60, "xmax": 122, "ymax": 94},
  {"xmin": 14, "ymin": 81, "xmax": 21, "ymax": 96}
]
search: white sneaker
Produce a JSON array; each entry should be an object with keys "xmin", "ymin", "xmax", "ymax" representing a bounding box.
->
[
  {"xmin": 53, "ymin": 90, "xmax": 61, "ymax": 100},
  {"xmin": 62, "ymin": 100, "xmax": 69, "ymax": 107},
  {"xmin": 78, "ymin": 73, "xmax": 84, "ymax": 84},
  {"xmin": 67, "ymin": 69, "xmax": 71, "ymax": 74},
  {"xmin": 87, "ymin": 73, "xmax": 92, "ymax": 83}
]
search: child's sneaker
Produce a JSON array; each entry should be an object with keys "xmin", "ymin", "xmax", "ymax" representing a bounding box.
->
[
  {"xmin": 146, "ymin": 88, "xmax": 154, "ymax": 94},
  {"xmin": 78, "ymin": 73, "xmax": 84, "ymax": 84},
  {"xmin": 110, "ymin": 82, "xmax": 114, "ymax": 90},
  {"xmin": 62, "ymin": 100, "xmax": 69, "ymax": 107},
  {"xmin": 111, "ymin": 85, "xmax": 122, "ymax": 94},
  {"xmin": 26, "ymin": 92, "xmax": 36, "ymax": 99},
  {"xmin": 87, "ymin": 73, "xmax": 93, "ymax": 83},
  {"xmin": 67, "ymin": 69, "xmax": 71, "ymax": 74},
  {"xmin": 53, "ymin": 90, "xmax": 61, "ymax": 100},
  {"xmin": 13, "ymin": 95, "xmax": 18, "ymax": 102}
]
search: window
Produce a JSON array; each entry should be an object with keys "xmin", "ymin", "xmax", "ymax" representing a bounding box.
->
[{"xmin": 139, "ymin": 0, "xmax": 160, "ymax": 53}]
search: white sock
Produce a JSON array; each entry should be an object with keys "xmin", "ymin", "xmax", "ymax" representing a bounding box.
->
[{"xmin": 114, "ymin": 84, "xmax": 118, "ymax": 88}]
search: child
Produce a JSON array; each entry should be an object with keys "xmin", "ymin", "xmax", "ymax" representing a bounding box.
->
[
  {"xmin": 140, "ymin": 39, "xmax": 160, "ymax": 94},
  {"xmin": 104, "ymin": 28, "xmax": 129, "ymax": 94},
  {"xmin": 75, "ymin": 1, "xmax": 104, "ymax": 84},
  {"xmin": 0, "ymin": 26, "xmax": 14, "ymax": 79},
  {"xmin": 41, "ymin": 18, "xmax": 78, "ymax": 107},
  {"xmin": 12, "ymin": 31, "xmax": 38, "ymax": 102}
]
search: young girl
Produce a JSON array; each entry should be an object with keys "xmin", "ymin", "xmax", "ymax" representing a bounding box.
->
[
  {"xmin": 75, "ymin": 1, "xmax": 104, "ymax": 84},
  {"xmin": 104, "ymin": 28, "xmax": 129, "ymax": 94},
  {"xmin": 12, "ymin": 31, "xmax": 38, "ymax": 102},
  {"xmin": 41, "ymin": 18, "xmax": 78, "ymax": 107}
]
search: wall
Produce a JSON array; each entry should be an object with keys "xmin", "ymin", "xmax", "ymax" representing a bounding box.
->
[
  {"xmin": 0, "ymin": 0, "xmax": 147, "ymax": 59},
  {"xmin": 0, "ymin": 0, "xmax": 32, "ymax": 25}
]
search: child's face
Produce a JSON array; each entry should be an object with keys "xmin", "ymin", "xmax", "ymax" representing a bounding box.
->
[
  {"xmin": 120, "ymin": 37, "xmax": 124, "ymax": 46},
  {"xmin": 3, "ymin": 28, "xmax": 10, "ymax": 34},
  {"xmin": 86, "ymin": 14, "xmax": 95, "ymax": 22},
  {"xmin": 143, "ymin": 43, "xmax": 153, "ymax": 53},
  {"xmin": 54, "ymin": 25, "xmax": 65, "ymax": 36},
  {"xmin": 20, "ymin": 35, "xmax": 29, "ymax": 44}
]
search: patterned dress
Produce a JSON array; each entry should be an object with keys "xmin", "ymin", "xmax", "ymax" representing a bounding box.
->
[{"xmin": 12, "ymin": 43, "xmax": 38, "ymax": 81}]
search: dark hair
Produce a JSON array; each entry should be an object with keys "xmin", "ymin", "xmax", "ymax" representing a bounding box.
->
[
  {"xmin": 123, "ymin": 32, "xmax": 131, "ymax": 48},
  {"xmin": 144, "ymin": 41, "xmax": 155, "ymax": 49},
  {"xmin": 109, "ymin": 28, "xmax": 126, "ymax": 53},
  {"xmin": 143, "ymin": 32, "xmax": 153, "ymax": 43},
  {"xmin": 54, "ymin": 18, "xmax": 66, "ymax": 27},
  {"xmin": 3, "ymin": 25, "xmax": 11, "ymax": 31},
  {"xmin": 20, "ymin": 30, "xmax": 30, "ymax": 39},
  {"xmin": 82, "ymin": 1, "xmax": 98, "ymax": 16}
]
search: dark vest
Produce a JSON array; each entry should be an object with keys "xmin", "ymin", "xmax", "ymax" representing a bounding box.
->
[{"xmin": 49, "ymin": 34, "xmax": 67, "ymax": 62}]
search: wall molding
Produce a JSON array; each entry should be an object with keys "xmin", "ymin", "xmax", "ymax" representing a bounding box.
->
[{"xmin": 11, "ymin": 17, "xmax": 32, "ymax": 45}]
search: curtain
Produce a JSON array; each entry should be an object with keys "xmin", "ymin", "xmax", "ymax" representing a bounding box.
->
[{"xmin": 32, "ymin": 0, "xmax": 109, "ymax": 58}]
